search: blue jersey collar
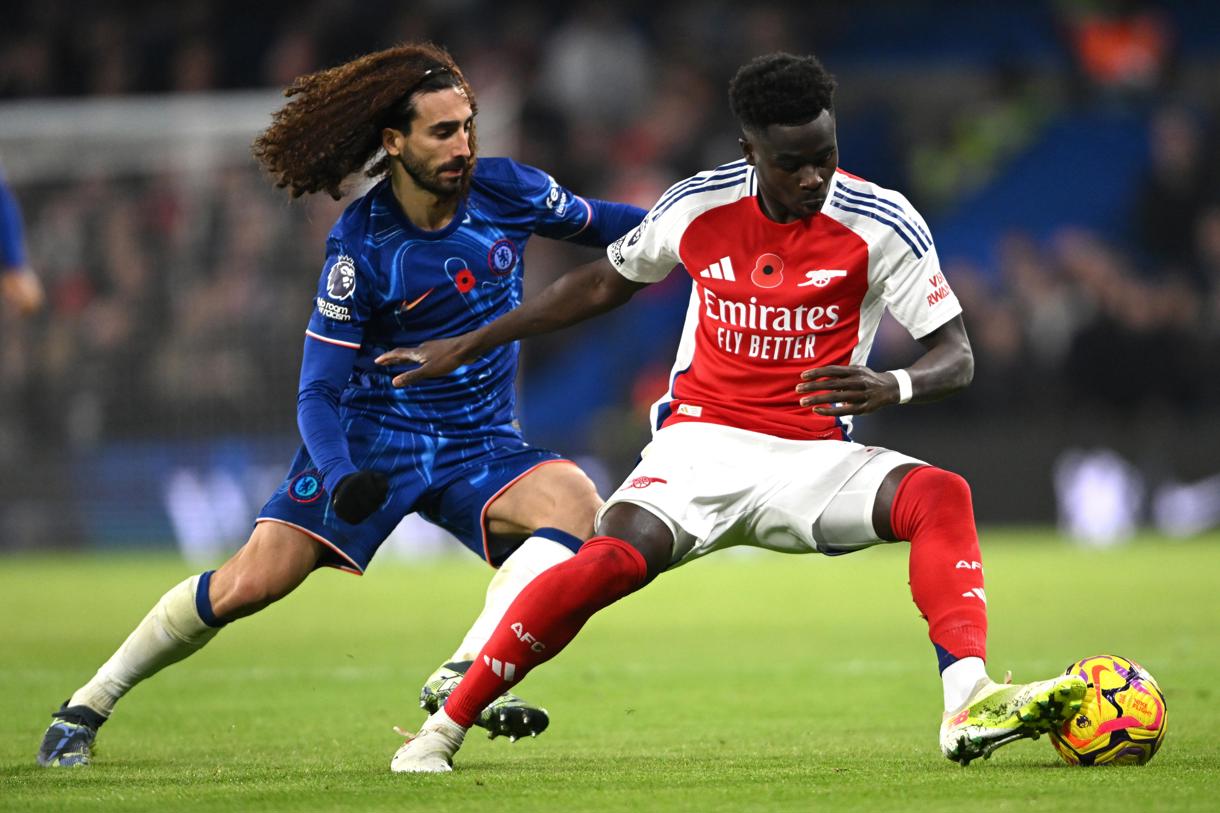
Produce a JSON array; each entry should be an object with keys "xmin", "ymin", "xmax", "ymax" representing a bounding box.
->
[{"xmin": 377, "ymin": 178, "xmax": 469, "ymax": 241}]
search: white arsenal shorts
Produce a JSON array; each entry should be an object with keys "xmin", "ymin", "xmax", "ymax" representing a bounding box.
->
[{"xmin": 596, "ymin": 421, "xmax": 925, "ymax": 567}]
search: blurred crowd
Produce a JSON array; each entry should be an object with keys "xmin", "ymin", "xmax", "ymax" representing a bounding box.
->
[
  {"xmin": 2, "ymin": 0, "xmax": 1219, "ymax": 490},
  {"xmin": 923, "ymin": 104, "xmax": 1220, "ymax": 418}
]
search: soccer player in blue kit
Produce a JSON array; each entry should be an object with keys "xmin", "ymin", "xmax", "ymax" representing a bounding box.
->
[
  {"xmin": 37, "ymin": 43, "xmax": 645, "ymax": 768},
  {"xmin": 1, "ymin": 169, "xmax": 44, "ymax": 315}
]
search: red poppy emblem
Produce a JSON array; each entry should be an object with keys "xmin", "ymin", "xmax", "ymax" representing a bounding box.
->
[
  {"xmin": 751, "ymin": 253, "xmax": 785, "ymax": 288},
  {"xmin": 454, "ymin": 268, "xmax": 476, "ymax": 293}
]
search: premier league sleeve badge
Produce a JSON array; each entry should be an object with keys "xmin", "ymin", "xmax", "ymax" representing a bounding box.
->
[{"xmin": 326, "ymin": 255, "xmax": 357, "ymax": 301}]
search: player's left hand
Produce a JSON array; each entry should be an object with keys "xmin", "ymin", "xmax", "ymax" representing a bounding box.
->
[
  {"xmin": 331, "ymin": 470, "xmax": 389, "ymax": 524},
  {"xmin": 376, "ymin": 332, "xmax": 482, "ymax": 387},
  {"xmin": 795, "ymin": 365, "xmax": 899, "ymax": 416}
]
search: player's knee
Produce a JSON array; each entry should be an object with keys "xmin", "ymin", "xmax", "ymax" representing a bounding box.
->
[
  {"xmin": 568, "ymin": 486, "xmax": 603, "ymax": 537},
  {"xmin": 578, "ymin": 537, "xmax": 654, "ymax": 596},
  {"xmin": 917, "ymin": 467, "xmax": 972, "ymax": 510},
  {"xmin": 909, "ymin": 468, "xmax": 972, "ymax": 527},
  {"xmin": 538, "ymin": 470, "xmax": 602, "ymax": 537},
  {"xmin": 890, "ymin": 466, "xmax": 974, "ymax": 542},
  {"xmin": 596, "ymin": 503, "xmax": 673, "ymax": 580}
]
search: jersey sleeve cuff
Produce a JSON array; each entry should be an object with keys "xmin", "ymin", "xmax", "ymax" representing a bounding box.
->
[
  {"xmin": 568, "ymin": 195, "xmax": 594, "ymax": 238},
  {"xmin": 305, "ymin": 329, "xmax": 362, "ymax": 349},
  {"xmin": 607, "ymin": 239, "xmax": 671, "ymax": 284},
  {"xmin": 322, "ymin": 461, "xmax": 360, "ymax": 496},
  {"xmin": 906, "ymin": 302, "xmax": 963, "ymax": 340}
]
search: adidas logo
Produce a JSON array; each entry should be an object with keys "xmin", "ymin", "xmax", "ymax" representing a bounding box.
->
[
  {"xmin": 698, "ymin": 256, "xmax": 736, "ymax": 281},
  {"xmin": 483, "ymin": 654, "xmax": 517, "ymax": 681},
  {"xmin": 960, "ymin": 587, "xmax": 987, "ymax": 604}
]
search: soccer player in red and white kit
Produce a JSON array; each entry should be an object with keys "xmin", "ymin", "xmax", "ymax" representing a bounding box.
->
[{"xmin": 380, "ymin": 53, "xmax": 1086, "ymax": 772}]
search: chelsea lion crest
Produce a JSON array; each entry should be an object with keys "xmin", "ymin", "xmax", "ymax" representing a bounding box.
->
[
  {"xmin": 289, "ymin": 471, "xmax": 324, "ymax": 504},
  {"xmin": 488, "ymin": 239, "xmax": 518, "ymax": 277}
]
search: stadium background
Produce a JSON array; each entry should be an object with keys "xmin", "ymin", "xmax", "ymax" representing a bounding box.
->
[{"xmin": 2, "ymin": 0, "xmax": 1219, "ymax": 560}]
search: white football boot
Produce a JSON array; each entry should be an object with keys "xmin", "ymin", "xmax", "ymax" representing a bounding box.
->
[
  {"xmin": 391, "ymin": 709, "xmax": 467, "ymax": 773},
  {"xmin": 940, "ymin": 673, "xmax": 1087, "ymax": 765}
]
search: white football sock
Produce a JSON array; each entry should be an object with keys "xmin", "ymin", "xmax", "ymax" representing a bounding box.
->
[
  {"xmin": 447, "ymin": 535, "xmax": 574, "ymax": 664},
  {"xmin": 429, "ymin": 706, "xmax": 466, "ymax": 734},
  {"xmin": 941, "ymin": 656, "xmax": 989, "ymax": 713},
  {"xmin": 68, "ymin": 574, "xmax": 221, "ymax": 717}
]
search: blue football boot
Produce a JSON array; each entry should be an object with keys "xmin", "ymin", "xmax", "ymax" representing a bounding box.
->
[{"xmin": 37, "ymin": 702, "xmax": 106, "ymax": 767}]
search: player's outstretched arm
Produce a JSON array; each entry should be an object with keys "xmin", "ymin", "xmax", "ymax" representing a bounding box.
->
[
  {"xmin": 377, "ymin": 257, "xmax": 646, "ymax": 387},
  {"xmin": 795, "ymin": 315, "xmax": 973, "ymax": 416}
]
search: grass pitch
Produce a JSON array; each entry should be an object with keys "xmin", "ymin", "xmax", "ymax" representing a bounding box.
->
[{"xmin": 2, "ymin": 531, "xmax": 1217, "ymax": 812}]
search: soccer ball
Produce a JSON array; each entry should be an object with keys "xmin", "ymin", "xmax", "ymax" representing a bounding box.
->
[{"xmin": 1050, "ymin": 655, "xmax": 1167, "ymax": 766}]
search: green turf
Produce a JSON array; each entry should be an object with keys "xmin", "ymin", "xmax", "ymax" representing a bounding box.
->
[{"xmin": 2, "ymin": 531, "xmax": 1217, "ymax": 812}]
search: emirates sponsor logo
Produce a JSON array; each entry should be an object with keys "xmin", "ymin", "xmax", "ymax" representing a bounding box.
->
[
  {"xmin": 702, "ymin": 286, "xmax": 843, "ymax": 361},
  {"xmin": 701, "ymin": 287, "xmax": 840, "ymax": 332}
]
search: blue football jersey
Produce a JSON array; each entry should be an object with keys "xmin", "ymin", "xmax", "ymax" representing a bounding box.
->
[{"xmin": 305, "ymin": 157, "xmax": 600, "ymax": 436}]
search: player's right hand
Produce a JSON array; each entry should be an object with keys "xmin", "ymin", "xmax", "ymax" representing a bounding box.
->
[
  {"xmin": 795, "ymin": 364, "xmax": 898, "ymax": 416},
  {"xmin": 376, "ymin": 332, "xmax": 482, "ymax": 387},
  {"xmin": 331, "ymin": 470, "xmax": 389, "ymax": 524}
]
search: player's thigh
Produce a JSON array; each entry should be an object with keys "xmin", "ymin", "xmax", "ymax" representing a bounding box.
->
[
  {"xmin": 209, "ymin": 521, "xmax": 326, "ymax": 619},
  {"xmin": 798, "ymin": 450, "xmax": 926, "ymax": 554},
  {"xmin": 594, "ymin": 423, "xmax": 742, "ymax": 567},
  {"xmin": 484, "ymin": 460, "xmax": 601, "ymax": 538}
]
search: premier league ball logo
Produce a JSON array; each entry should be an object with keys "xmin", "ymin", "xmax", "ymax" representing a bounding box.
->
[{"xmin": 326, "ymin": 255, "xmax": 357, "ymax": 300}]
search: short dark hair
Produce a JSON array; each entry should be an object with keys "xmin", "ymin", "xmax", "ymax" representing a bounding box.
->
[{"xmin": 728, "ymin": 53, "xmax": 837, "ymax": 132}]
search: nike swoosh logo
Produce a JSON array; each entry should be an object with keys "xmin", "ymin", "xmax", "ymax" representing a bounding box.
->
[{"xmin": 400, "ymin": 288, "xmax": 435, "ymax": 312}]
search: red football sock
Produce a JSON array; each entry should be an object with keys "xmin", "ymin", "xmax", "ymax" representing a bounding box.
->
[
  {"xmin": 891, "ymin": 466, "xmax": 988, "ymax": 667},
  {"xmin": 444, "ymin": 536, "xmax": 649, "ymax": 728}
]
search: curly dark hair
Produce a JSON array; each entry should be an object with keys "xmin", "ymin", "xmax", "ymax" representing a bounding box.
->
[
  {"xmin": 728, "ymin": 53, "xmax": 836, "ymax": 132},
  {"xmin": 252, "ymin": 43, "xmax": 477, "ymax": 200}
]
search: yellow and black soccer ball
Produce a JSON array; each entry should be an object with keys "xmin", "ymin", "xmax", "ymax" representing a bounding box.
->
[{"xmin": 1051, "ymin": 654, "xmax": 1167, "ymax": 766}]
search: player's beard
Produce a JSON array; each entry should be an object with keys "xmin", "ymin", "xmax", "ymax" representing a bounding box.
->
[{"xmin": 394, "ymin": 151, "xmax": 472, "ymax": 201}]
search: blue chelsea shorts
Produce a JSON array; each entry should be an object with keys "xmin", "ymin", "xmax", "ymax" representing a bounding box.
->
[{"xmin": 257, "ymin": 416, "xmax": 570, "ymax": 573}]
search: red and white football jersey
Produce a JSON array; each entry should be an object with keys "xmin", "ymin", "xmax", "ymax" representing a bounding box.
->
[{"xmin": 607, "ymin": 161, "xmax": 961, "ymax": 441}]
